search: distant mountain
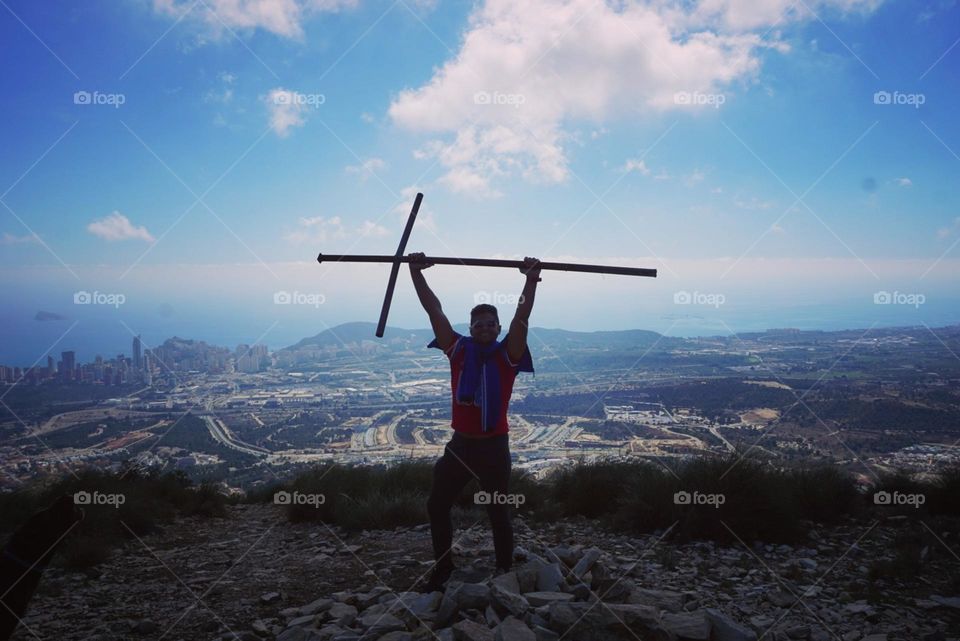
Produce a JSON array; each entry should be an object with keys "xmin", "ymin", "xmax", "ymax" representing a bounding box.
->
[
  {"xmin": 282, "ymin": 322, "xmax": 671, "ymax": 351},
  {"xmin": 279, "ymin": 321, "xmax": 960, "ymax": 354},
  {"xmin": 161, "ymin": 336, "xmax": 219, "ymax": 350},
  {"xmin": 282, "ymin": 322, "xmax": 433, "ymax": 351},
  {"xmin": 522, "ymin": 327, "xmax": 669, "ymax": 349}
]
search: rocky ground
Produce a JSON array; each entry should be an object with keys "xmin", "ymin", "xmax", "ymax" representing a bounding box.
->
[{"xmin": 10, "ymin": 504, "xmax": 960, "ymax": 641}]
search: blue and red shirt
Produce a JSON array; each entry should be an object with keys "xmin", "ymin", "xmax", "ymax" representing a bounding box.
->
[{"xmin": 428, "ymin": 332, "xmax": 534, "ymax": 436}]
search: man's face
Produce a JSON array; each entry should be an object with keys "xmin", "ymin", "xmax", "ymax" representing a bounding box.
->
[{"xmin": 470, "ymin": 312, "xmax": 500, "ymax": 345}]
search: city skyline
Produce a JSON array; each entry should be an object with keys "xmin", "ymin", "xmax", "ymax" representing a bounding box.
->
[{"xmin": 0, "ymin": 331, "xmax": 273, "ymax": 382}]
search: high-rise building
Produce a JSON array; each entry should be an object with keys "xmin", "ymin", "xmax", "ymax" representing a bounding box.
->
[
  {"xmin": 133, "ymin": 335, "xmax": 142, "ymax": 372},
  {"xmin": 236, "ymin": 343, "xmax": 270, "ymax": 373},
  {"xmin": 46, "ymin": 355, "xmax": 55, "ymax": 377},
  {"xmin": 61, "ymin": 351, "xmax": 75, "ymax": 381},
  {"xmin": 143, "ymin": 352, "xmax": 153, "ymax": 386}
]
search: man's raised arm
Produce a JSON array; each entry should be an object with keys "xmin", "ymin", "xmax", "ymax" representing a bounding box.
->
[
  {"xmin": 507, "ymin": 257, "xmax": 541, "ymax": 364},
  {"xmin": 408, "ymin": 252, "xmax": 456, "ymax": 351}
]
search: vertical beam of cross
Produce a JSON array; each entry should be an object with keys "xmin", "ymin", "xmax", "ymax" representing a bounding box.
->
[{"xmin": 376, "ymin": 192, "xmax": 424, "ymax": 337}]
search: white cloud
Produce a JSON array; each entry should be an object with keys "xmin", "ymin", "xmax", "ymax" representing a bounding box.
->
[
  {"xmin": 358, "ymin": 221, "xmax": 389, "ymax": 237},
  {"xmin": 264, "ymin": 88, "xmax": 307, "ymax": 137},
  {"xmin": 394, "ymin": 185, "xmax": 438, "ymax": 234},
  {"xmin": 345, "ymin": 157, "xmax": 387, "ymax": 181},
  {"xmin": 669, "ymin": 0, "xmax": 882, "ymax": 32},
  {"xmin": 685, "ymin": 169, "xmax": 706, "ymax": 186},
  {"xmin": 284, "ymin": 215, "xmax": 389, "ymax": 244},
  {"xmin": 437, "ymin": 163, "xmax": 502, "ymax": 199},
  {"xmin": 87, "ymin": 212, "xmax": 155, "ymax": 242},
  {"xmin": 408, "ymin": 0, "xmax": 439, "ymax": 10},
  {"xmin": 734, "ymin": 195, "xmax": 775, "ymax": 210},
  {"xmin": 388, "ymin": 0, "xmax": 880, "ymax": 197},
  {"xmin": 0, "ymin": 232, "xmax": 40, "ymax": 245},
  {"xmin": 152, "ymin": 0, "xmax": 359, "ymax": 39},
  {"xmin": 895, "ymin": 177, "xmax": 912, "ymax": 187},
  {"xmin": 203, "ymin": 71, "xmax": 237, "ymax": 104},
  {"xmin": 936, "ymin": 217, "xmax": 960, "ymax": 240},
  {"xmin": 388, "ymin": 0, "xmax": 773, "ymax": 197},
  {"xmin": 622, "ymin": 158, "xmax": 652, "ymax": 175},
  {"xmin": 285, "ymin": 216, "xmax": 346, "ymax": 245}
]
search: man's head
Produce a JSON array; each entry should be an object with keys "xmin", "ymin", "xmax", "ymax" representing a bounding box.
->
[{"xmin": 470, "ymin": 304, "xmax": 500, "ymax": 345}]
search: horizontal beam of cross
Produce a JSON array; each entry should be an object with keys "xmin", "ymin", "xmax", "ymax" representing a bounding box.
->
[{"xmin": 316, "ymin": 254, "xmax": 657, "ymax": 278}]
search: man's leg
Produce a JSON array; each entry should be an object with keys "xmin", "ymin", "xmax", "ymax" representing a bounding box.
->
[
  {"xmin": 426, "ymin": 436, "xmax": 474, "ymax": 574},
  {"xmin": 476, "ymin": 435, "xmax": 514, "ymax": 571}
]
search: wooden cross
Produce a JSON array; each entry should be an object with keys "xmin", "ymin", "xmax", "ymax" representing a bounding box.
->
[{"xmin": 317, "ymin": 193, "xmax": 657, "ymax": 337}]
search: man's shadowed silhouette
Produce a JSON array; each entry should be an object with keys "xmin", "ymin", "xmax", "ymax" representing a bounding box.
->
[{"xmin": 408, "ymin": 251, "xmax": 541, "ymax": 592}]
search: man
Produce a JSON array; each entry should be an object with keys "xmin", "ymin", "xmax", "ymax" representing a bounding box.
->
[{"xmin": 408, "ymin": 251, "xmax": 540, "ymax": 592}]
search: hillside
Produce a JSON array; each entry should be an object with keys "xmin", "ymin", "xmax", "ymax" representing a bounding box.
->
[{"xmin": 9, "ymin": 504, "xmax": 959, "ymax": 641}]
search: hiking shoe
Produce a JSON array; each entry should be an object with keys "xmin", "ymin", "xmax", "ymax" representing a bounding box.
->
[{"xmin": 422, "ymin": 562, "xmax": 455, "ymax": 593}]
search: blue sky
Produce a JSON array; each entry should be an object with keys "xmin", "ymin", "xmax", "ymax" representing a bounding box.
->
[{"xmin": 1, "ymin": 0, "xmax": 959, "ymax": 364}]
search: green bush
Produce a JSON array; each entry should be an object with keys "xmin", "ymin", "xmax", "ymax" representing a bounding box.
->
[
  {"xmin": 267, "ymin": 459, "xmax": 549, "ymax": 531},
  {"xmin": 788, "ymin": 465, "xmax": 861, "ymax": 523},
  {"xmin": 16, "ymin": 455, "xmax": 941, "ymax": 553},
  {"xmin": 277, "ymin": 461, "xmax": 435, "ymax": 526},
  {"xmin": 869, "ymin": 472, "xmax": 930, "ymax": 516},
  {"xmin": 929, "ymin": 466, "xmax": 960, "ymax": 516},
  {"xmin": 537, "ymin": 455, "xmax": 862, "ymax": 543},
  {"xmin": 1, "ymin": 466, "xmax": 229, "ymax": 569},
  {"xmin": 337, "ymin": 490, "xmax": 427, "ymax": 531},
  {"xmin": 266, "ymin": 455, "xmax": 868, "ymax": 541},
  {"xmin": 544, "ymin": 458, "xmax": 646, "ymax": 519}
]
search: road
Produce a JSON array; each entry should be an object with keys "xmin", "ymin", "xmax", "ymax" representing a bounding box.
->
[{"xmin": 201, "ymin": 415, "xmax": 270, "ymax": 456}]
